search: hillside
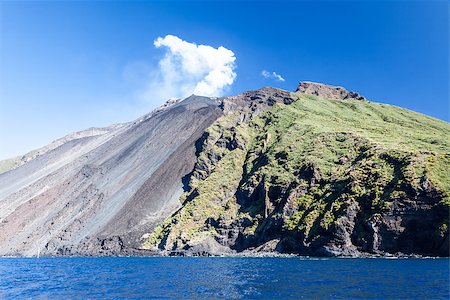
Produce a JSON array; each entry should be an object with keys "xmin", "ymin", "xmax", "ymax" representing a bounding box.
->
[
  {"xmin": 0, "ymin": 96, "xmax": 221, "ymax": 256},
  {"xmin": 0, "ymin": 82, "xmax": 448, "ymax": 257},
  {"xmin": 143, "ymin": 83, "xmax": 450, "ymax": 257}
]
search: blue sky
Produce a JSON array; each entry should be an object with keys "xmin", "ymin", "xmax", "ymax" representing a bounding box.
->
[{"xmin": 0, "ymin": 0, "xmax": 448, "ymax": 159}]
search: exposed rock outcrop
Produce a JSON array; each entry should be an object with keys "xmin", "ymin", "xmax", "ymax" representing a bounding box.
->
[
  {"xmin": 296, "ymin": 81, "xmax": 366, "ymax": 101},
  {"xmin": 221, "ymin": 87, "xmax": 293, "ymax": 119}
]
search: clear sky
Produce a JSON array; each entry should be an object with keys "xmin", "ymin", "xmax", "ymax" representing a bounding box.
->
[{"xmin": 0, "ymin": 0, "xmax": 448, "ymax": 159}]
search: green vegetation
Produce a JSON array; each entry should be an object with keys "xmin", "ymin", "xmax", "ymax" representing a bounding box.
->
[
  {"xmin": 0, "ymin": 149, "xmax": 40, "ymax": 174},
  {"xmin": 0, "ymin": 156, "xmax": 21, "ymax": 174},
  {"xmin": 143, "ymin": 92, "xmax": 450, "ymax": 252},
  {"xmin": 143, "ymin": 113, "xmax": 255, "ymax": 249}
]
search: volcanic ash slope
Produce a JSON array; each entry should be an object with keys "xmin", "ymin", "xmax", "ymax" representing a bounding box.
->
[{"xmin": 0, "ymin": 96, "xmax": 222, "ymax": 256}]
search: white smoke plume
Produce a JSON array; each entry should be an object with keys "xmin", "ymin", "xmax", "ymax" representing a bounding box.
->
[{"xmin": 141, "ymin": 35, "xmax": 237, "ymax": 102}]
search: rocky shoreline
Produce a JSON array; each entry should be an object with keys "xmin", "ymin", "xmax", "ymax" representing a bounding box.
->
[{"xmin": 1, "ymin": 250, "xmax": 438, "ymax": 259}]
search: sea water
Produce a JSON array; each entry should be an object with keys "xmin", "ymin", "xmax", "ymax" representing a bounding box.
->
[{"xmin": 0, "ymin": 257, "xmax": 448, "ymax": 299}]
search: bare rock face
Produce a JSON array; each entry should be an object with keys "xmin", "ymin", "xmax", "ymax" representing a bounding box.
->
[
  {"xmin": 221, "ymin": 87, "xmax": 293, "ymax": 120},
  {"xmin": 296, "ymin": 81, "xmax": 366, "ymax": 101}
]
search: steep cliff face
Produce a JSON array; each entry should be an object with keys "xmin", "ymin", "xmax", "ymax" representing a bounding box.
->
[
  {"xmin": 0, "ymin": 96, "xmax": 222, "ymax": 256},
  {"xmin": 143, "ymin": 83, "xmax": 450, "ymax": 257}
]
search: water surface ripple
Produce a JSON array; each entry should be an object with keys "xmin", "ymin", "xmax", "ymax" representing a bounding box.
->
[{"xmin": 0, "ymin": 257, "xmax": 448, "ymax": 299}]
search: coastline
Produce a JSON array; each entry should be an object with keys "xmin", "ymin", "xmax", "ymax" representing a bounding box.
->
[{"xmin": 1, "ymin": 249, "xmax": 445, "ymax": 259}]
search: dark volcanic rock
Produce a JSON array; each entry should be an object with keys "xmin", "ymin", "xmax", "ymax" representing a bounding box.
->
[{"xmin": 221, "ymin": 87, "xmax": 293, "ymax": 120}]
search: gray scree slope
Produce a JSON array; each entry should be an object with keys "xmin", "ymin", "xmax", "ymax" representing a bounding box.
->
[{"xmin": 0, "ymin": 95, "xmax": 222, "ymax": 256}]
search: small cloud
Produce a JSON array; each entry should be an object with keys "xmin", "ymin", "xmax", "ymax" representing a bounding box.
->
[
  {"xmin": 261, "ymin": 70, "xmax": 285, "ymax": 82},
  {"xmin": 139, "ymin": 35, "xmax": 237, "ymax": 103},
  {"xmin": 261, "ymin": 70, "xmax": 271, "ymax": 78}
]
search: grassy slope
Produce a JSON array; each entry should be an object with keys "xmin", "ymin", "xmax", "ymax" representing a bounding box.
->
[
  {"xmin": 255, "ymin": 94, "xmax": 449, "ymax": 197},
  {"xmin": 144, "ymin": 93, "xmax": 450, "ymax": 251},
  {"xmin": 0, "ymin": 149, "xmax": 40, "ymax": 174},
  {"xmin": 0, "ymin": 156, "xmax": 21, "ymax": 174}
]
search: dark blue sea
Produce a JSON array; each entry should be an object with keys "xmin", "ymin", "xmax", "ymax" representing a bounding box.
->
[{"xmin": 0, "ymin": 257, "xmax": 448, "ymax": 299}]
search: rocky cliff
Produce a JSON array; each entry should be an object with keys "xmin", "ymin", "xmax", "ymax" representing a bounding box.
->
[
  {"xmin": 142, "ymin": 83, "xmax": 450, "ymax": 257},
  {"xmin": 1, "ymin": 82, "xmax": 449, "ymax": 257}
]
